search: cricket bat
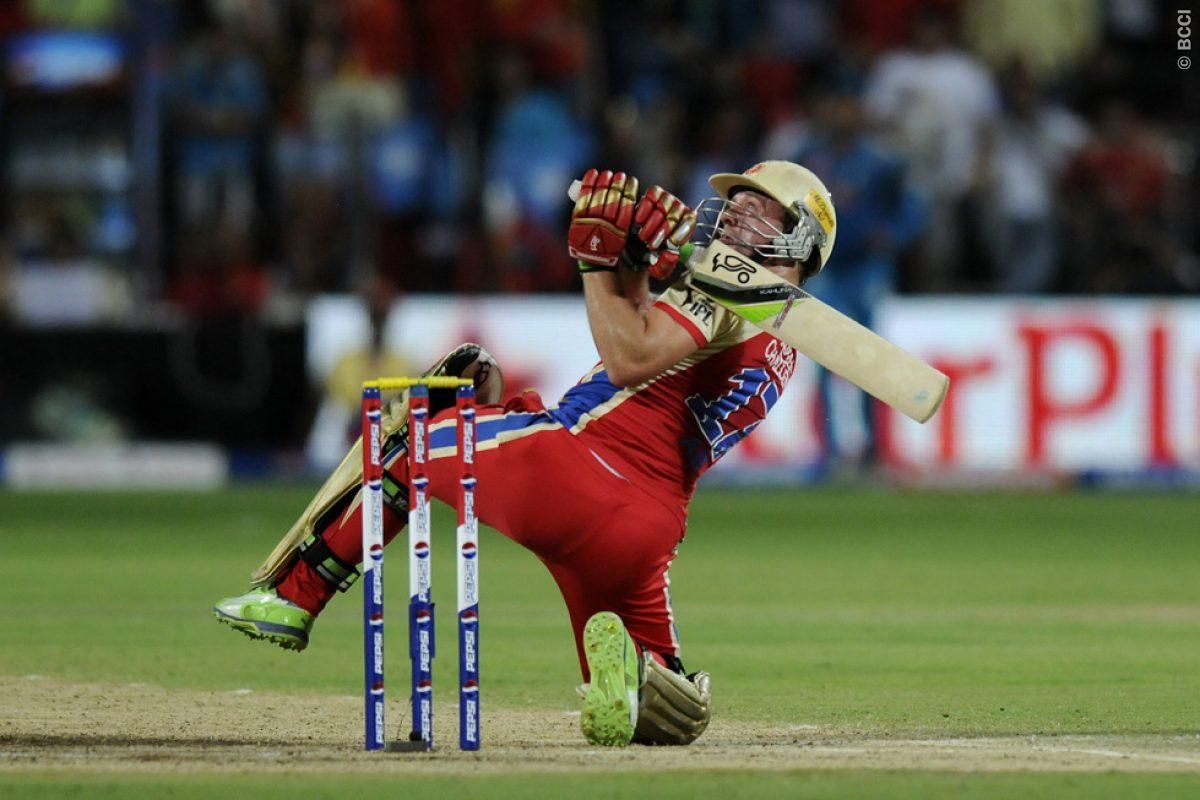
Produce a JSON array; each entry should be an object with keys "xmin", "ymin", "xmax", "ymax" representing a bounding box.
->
[
  {"xmin": 685, "ymin": 241, "xmax": 948, "ymax": 423},
  {"xmin": 566, "ymin": 180, "xmax": 949, "ymax": 423}
]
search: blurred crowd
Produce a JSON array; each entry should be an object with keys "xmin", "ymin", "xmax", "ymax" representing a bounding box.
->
[{"xmin": 0, "ymin": 0, "xmax": 1196, "ymax": 323}]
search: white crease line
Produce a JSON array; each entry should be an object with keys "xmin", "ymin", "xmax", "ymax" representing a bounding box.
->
[
  {"xmin": 1037, "ymin": 747, "xmax": 1200, "ymax": 766},
  {"xmin": 865, "ymin": 739, "xmax": 1200, "ymax": 766}
]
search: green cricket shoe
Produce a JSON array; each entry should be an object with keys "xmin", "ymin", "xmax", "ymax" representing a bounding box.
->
[
  {"xmin": 213, "ymin": 587, "xmax": 313, "ymax": 652},
  {"xmin": 580, "ymin": 611, "xmax": 640, "ymax": 747}
]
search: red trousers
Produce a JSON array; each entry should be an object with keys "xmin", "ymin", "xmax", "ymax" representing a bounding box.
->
[{"xmin": 283, "ymin": 392, "xmax": 686, "ymax": 678}]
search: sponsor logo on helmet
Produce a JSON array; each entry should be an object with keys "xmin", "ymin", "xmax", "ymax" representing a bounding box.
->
[{"xmin": 805, "ymin": 189, "xmax": 835, "ymax": 235}]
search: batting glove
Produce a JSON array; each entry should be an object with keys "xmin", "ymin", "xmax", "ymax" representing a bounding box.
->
[
  {"xmin": 568, "ymin": 168, "xmax": 640, "ymax": 273},
  {"xmin": 630, "ymin": 186, "xmax": 697, "ymax": 280}
]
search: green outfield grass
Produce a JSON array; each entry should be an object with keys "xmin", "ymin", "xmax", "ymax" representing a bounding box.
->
[
  {"xmin": 2, "ymin": 486, "xmax": 1199, "ymax": 796},
  {"xmin": 5, "ymin": 770, "xmax": 1200, "ymax": 800}
]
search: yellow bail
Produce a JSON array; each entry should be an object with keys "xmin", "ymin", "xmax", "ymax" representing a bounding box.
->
[{"xmin": 363, "ymin": 376, "xmax": 475, "ymax": 391}]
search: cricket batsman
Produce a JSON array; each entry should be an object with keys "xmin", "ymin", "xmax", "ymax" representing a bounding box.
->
[{"xmin": 214, "ymin": 161, "xmax": 837, "ymax": 747}]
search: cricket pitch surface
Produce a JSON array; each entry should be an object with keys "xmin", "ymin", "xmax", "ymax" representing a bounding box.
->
[{"xmin": 2, "ymin": 676, "xmax": 1198, "ymax": 775}]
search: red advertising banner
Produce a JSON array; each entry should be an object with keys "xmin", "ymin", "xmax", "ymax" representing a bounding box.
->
[{"xmin": 307, "ymin": 296, "xmax": 1200, "ymax": 482}]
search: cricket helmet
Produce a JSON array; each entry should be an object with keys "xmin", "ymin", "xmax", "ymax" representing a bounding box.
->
[{"xmin": 705, "ymin": 160, "xmax": 837, "ymax": 276}]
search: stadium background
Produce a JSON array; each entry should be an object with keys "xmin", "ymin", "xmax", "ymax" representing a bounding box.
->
[
  {"xmin": 1, "ymin": 3, "xmax": 1200, "ymax": 796},
  {"xmin": 0, "ymin": 0, "xmax": 1195, "ymax": 490}
]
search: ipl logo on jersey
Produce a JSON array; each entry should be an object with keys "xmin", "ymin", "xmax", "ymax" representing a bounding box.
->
[{"xmin": 681, "ymin": 287, "xmax": 715, "ymax": 325}]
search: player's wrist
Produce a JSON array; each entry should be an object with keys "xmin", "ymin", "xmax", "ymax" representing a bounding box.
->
[{"xmin": 578, "ymin": 260, "xmax": 617, "ymax": 274}]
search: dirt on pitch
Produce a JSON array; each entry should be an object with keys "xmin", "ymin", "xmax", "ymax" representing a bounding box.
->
[{"xmin": 2, "ymin": 676, "xmax": 1198, "ymax": 776}]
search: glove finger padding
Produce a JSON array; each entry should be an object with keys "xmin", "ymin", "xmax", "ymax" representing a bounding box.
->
[
  {"xmin": 569, "ymin": 168, "xmax": 639, "ymax": 270},
  {"xmin": 607, "ymin": 172, "xmax": 637, "ymax": 228},
  {"xmin": 632, "ymin": 658, "xmax": 712, "ymax": 746},
  {"xmin": 633, "ymin": 187, "xmax": 697, "ymax": 280}
]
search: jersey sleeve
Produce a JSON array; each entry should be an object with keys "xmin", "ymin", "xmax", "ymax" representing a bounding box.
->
[{"xmin": 653, "ymin": 279, "xmax": 737, "ymax": 347}]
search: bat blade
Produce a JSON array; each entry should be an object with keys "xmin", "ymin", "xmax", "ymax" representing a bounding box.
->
[{"xmin": 688, "ymin": 242, "xmax": 948, "ymax": 423}]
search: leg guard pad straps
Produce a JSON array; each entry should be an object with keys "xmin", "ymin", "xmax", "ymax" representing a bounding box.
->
[
  {"xmin": 381, "ymin": 467, "xmax": 409, "ymax": 516},
  {"xmin": 298, "ymin": 534, "xmax": 360, "ymax": 592}
]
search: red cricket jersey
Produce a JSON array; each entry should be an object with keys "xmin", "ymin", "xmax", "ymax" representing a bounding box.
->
[{"xmin": 548, "ymin": 276, "xmax": 799, "ymax": 512}]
